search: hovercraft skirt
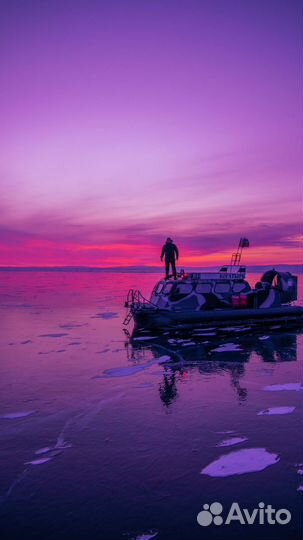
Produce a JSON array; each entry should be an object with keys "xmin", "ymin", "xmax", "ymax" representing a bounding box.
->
[{"xmin": 132, "ymin": 305, "xmax": 303, "ymax": 330}]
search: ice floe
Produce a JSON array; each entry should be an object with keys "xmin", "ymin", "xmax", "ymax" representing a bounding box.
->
[
  {"xmin": 259, "ymin": 336, "xmax": 270, "ymax": 341},
  {"xmin": 263, "ymin": 383, "xmax": 303, "ymax": 392},
  {"xmin": 297, "ymin": 486, "xmax": 303, "ymax": 492},
  {"xmin": 211, "ymin": 343, "xmax": 242, "ymax": 353},
  {"xmin": 257, "ymin": 407, "xmax": 295, "ymax": 416},
  {"xmin": 201, "ymin": 448, "xmax": 279, "ymax": 477},
  {"xmin": 0, "ymin": 411, "xmax": 35, "ymax": 419},
  {"xmin": 216, "ymin": 436, "xmax": 248, "ymax": 447}
]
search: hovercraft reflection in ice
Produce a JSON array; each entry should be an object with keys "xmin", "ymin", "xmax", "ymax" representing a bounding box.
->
[
  {"xmin": 127, "ymin": 331, "xmax": 299, "ymax": 406},
  {"xmin": 124, "ymin": 239, "xmax": 303, "ymax": 331}
]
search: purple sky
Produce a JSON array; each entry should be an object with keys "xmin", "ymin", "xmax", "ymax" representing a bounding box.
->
[{"xmin": 0, "ymin": 0, "xmax": 302, "ymax": 266}]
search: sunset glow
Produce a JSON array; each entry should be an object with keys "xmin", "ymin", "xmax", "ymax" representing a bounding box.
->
[{"xmin": 0, "ymin": 1, "xmax": 302, "ymax": 267}]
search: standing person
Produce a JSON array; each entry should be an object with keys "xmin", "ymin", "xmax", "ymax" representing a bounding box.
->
[{"xmin": 161, "ymin": 238, "xmax": 179, "ymax": 280}]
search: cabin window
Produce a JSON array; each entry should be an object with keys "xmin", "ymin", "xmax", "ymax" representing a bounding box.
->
[
  {"xmin": 233, "ymin": 282, "xmax": 247, "ymax": 293},
  {"xmin": 214, "ymin": 282, "xmax": 231, "ymax": 293},
  {"xmin": 174, "ymin": 283, "xmax": 193, "ymax": 295},
  {"xmin": 196, "ymin": 283, "xmax": 212, "ymax": 294},
  {"xmin": 163, "ymin": 283, "xmax": 174, "ymax": 294},
  {"xmin": 155, "ymin": 282, "xmax": 164, "ymax": 295}
]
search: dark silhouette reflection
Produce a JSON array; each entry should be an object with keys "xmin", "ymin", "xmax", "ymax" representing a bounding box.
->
[
  {"xmin": 125, "ymin": 328, "xmax": 300, "ymax": 408},
  {"xmin": 230, "ymin": 365, "xmax": 248, "ymax": 402},
  {"xmin": 159, "ymin": 371, "xmax": 178, "ymax": 407}
]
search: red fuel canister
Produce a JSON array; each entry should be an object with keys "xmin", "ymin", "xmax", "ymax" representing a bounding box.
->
[
  {"xmin": 232, "ymin": 295, "xmax": 240, "ymax": 308},
  {"xmin": 239, "ymin": 294, "xmax": 248, "ymax": 308}
]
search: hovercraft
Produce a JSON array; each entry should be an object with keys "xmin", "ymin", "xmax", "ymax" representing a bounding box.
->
[{"xmin": 123, "ymin": 239, "xmax": 303, "ymax": 331}]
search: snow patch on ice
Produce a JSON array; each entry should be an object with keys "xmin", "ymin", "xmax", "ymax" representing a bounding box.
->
[
  {"xmin": 211, "ymin": 342, "xmax": 242, "ymax": 352},
  {"xmin": 155, "ymin": 355, "xmax": 171, "ymax": 364},
  {"xmin": 133, "ymin": 336, "xmax": 158, "ymax": 341},
  {"xmin": 263, "ymin": 383, "xmax": 303, "ymax": 392},
  {"xmin": 216, "ymin": 436, "xmax": 248, "ymax": 448},
  {"xmin": 194, "ymin": 328, "xmax": 216, "ymax": 332},
  {"xmin": 133, "ymin": 532, "xmax": 158, "ymax": 540},
  {"xmin": 258, "ymin": 406, "xmax": 295, "ymax": 416},
  {"xmin": 103, "ymin": 356, "xmax": 171, "ymax": 378},
  {"xmin": 195, "ymin": 332, "xmax": 216, "ymax": 336},
  {"xmin": 216, "ymin": 430, "xmax": 236, "ymax": 435},
  {"xmin": 25, "ymin": 458, "xmax": 52, "ymax": 466},
  {"xmin": 201, "ymin": 448, "xmax": 279, "ymax": 477},
  {"xmin": 0, "ymin": 411, "xmax": 35, "ymax": 419},
  {"xmin": 35, "ymin": 447, "xmax": 52, "ymax": 455},
  {"xmin": 104, "ymin": 365, "xmax": 147, "ymax": 377}
]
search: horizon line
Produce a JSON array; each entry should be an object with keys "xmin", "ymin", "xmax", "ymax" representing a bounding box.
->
[{"xmin": 0, "ymin": 263, "xmax": 302, "ymax": 272}]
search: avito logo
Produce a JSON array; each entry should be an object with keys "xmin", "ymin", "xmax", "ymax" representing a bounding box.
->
[{"xmin": 197, "ymin": 502, "xmax": 291, "ymax": 527}]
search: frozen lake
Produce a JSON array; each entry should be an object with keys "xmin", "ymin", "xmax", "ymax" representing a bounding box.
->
[{"xmin": 0, "ymin": 271, "xmax": 302, "ymax": 539}]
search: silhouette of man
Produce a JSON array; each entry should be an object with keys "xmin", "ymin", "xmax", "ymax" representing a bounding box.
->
[{"xmin": 161, "ymin": 237, "xmax": 179, "ymax": 280}]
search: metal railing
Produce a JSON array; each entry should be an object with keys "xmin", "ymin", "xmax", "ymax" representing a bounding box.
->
[{"xmin": 123, "ymin": 289, "xmax": 157, "ymax": 325}]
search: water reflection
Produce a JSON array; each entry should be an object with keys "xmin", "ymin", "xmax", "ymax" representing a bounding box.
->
[
  {"xmin": 159, "ymin": 372, "xmax": 178, "ymax": 407},
  {"xmin": 126, "ymin": 329, "xmax": 300, "ymax": 407}
]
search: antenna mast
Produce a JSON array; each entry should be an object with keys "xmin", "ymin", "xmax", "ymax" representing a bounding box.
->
[{"xmin": 230, "ymin": 238, "xmax": 250, "ymax": 266}]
